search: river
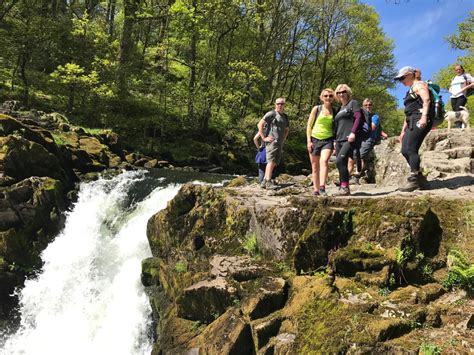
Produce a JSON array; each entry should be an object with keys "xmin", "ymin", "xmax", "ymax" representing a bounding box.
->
[{"xmin": 1, "ymin": 169, "xmax": 231, "ymax": 355}]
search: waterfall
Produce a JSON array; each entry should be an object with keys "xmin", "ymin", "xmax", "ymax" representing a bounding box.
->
[{"xmin": 2, "ymin": 170, "xmax": 181, "ymax": 355}]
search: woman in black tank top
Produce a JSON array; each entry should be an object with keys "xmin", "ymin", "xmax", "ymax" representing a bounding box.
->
[{"xmin": 395, "ymin": 66, "xmax": 432, "ymax": 192}]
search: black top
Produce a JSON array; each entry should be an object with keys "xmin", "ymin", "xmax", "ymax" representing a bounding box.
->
[
  {"xmin": 404, "ymin": 88, "xmax": 422, "ymax": 116},
  {"xmin": 334, "ymin": 99, "xmax": 360, "ymax": 142}
]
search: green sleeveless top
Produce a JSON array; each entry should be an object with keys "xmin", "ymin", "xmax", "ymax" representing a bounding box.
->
[{"xmin": 311, "ymin": 109, "xmax": 333, "ymax": 140}]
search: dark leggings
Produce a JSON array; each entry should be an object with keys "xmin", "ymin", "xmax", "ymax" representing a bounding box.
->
[
  {"xmin": 336, "ymin": 140, "xmax": 360, "ymax": 183},
  {"xmin": 401, "ymin": 115, "xmax": 432, "ymax": 173},
  {"xmin": 451, "ymin": 95, "xmax": 467, "ymax": 111}
]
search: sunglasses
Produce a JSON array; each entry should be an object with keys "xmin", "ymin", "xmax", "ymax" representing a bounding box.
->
[
  {"xmin": 323, "ymin": 94, "xmax": 333, "ymax": 98},
  {"xmin": 276, "ymin": 102, "xmax": 285, "ymax": 105},
  {"xmin": 336, "ymin": 90, "xmax": 347, "ymax": 95},
  {"xmin": 364, "ymin": 104, "xmax": 372, "ymax": 107}
]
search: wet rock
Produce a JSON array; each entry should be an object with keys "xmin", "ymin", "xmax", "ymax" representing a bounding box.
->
[
  {"xmin": 144, "ymin": 159, "xmax": 158, "ymax": 169},
  {"xmin": 141, "ymin": 257, "xmax": 161, "ymax": 287}
]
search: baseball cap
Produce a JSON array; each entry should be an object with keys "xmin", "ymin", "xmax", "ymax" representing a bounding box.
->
[{"xmin": 394, "ymin": 66, "xmax": 416, "ymax": 80}]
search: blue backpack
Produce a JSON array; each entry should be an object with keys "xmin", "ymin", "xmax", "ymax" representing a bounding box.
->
[{"xmin": 426, "ymin": 81, "xmax": 445, "ymax": 127}]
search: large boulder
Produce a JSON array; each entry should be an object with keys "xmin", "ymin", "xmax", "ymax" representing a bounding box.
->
[{"xmin": 145, "ymin": 179, "xmax": 473, "ymax": 354}]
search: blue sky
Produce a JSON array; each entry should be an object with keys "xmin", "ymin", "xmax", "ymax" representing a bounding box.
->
[{"xmin": 362, "ymin": 0, "xmax": 473, "ymax": 106}]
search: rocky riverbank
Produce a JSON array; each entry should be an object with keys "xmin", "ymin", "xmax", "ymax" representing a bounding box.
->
[
  {"xmin": 0, "ymin": 100, "xmax": 472, "ymax": 352},
  {"xmin": 143, "ymin": 128, "xmax": 473, "ymax": 353},
  {"xmin": 144, "ymin": 180, "xmax": 473, "ymax": 354}
]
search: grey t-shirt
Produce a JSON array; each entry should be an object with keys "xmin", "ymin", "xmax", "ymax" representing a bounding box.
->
[
  {"xmin": 334, "ymin": 99, "xmax": 360, "ymax": 142},
  {"xmin": 263, "ymin": 110, "xmax": 289, "ymax": 145}
]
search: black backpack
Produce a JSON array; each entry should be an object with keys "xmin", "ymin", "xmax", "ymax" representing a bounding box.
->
[
  {"xmin": 463, "ymin": 74, "xmax": 473, "ymax": 97},
  {"xmin": 358, "ymin": 108, "xmax": 372, "ymax": 140}
]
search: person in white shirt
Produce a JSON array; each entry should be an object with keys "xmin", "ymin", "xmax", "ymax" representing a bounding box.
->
[{"xmin": 449, "ymin": 64, "xmax": 473, "ymax": 127}]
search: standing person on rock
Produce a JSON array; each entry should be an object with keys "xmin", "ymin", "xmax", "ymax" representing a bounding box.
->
[
  {"xmin": 257, "ymin": 97, "xmax": 289, "ymax": 190},
  {"xmin": 449, "ymin": 64, "xmax": 473, "ymax": 128},
  {"xmin": 306, "ymin": 88, "xmax": 336, "ymax": 196},
  {"xmin": 396, "ymin": 66, "xmax": 432, "ymax": 192},
  {"xmin": 333, "ymin": 84, "xmax": 363, "ymax": 196},
  {"xmin": 348, "ymin": 98, "xmax": 388, "ymax": 183}
]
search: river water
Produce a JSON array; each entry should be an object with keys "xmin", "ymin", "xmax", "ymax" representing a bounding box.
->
[{"xmin": 1, "ymin": 169, "xmax": 231, "ymax": 355}]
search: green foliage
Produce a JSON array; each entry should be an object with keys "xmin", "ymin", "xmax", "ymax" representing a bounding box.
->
[
  {"xmin": 243, "ymin": 233, "xmax": 261, "ymax": 258},
  {"xmin": 442, "ymin": 250, "xmax": 474, "ymax": 294},
  {"xmin": 174, "ymin": 261, "xmax": 188, "ymax": 273},
  {"xmin": 419, "ymin": 342, "xmax": 441, "ymax": 355},
  {"xmin": 0, "ymin": 0, "xmax": 398, "ymax": 161}
]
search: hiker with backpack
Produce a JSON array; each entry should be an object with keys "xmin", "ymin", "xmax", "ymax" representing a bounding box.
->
[
  {"xmin": 449, "ymin": 64, "xmax": 473, "ymax": 128},
  {"xmin": 257, "ymin": 97, "xmax": 289, "ymax": 190},
  {"xmin": 306, "ymin": 88, "xmax": 336, "ymax": 196},
  {"xmin": 395, "ymin": 66, "xmax": 432, "ymax": 192},
  {"xmin": 348, "ymin": 98, "xmax": 388, "ymax": 183},
  {"xmin": 333, "ymin": 84, "xmax": 366, "ymax": 196}
]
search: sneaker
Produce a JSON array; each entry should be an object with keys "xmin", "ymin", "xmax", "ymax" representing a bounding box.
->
[
  {"xmin": 312, "ymin": 190, "xmax": 320, "ymax": 196},
  {"xmin": 265, "ymin": 179, "xmax": 278, "ymax": 190},
  {"xmin": 333, "ymin": 186, "xmax": 350, "ymax": 196},
  {"xmin": 260, "ymin": 179, "xmax": 267, "ymax": 189},
  {"xmin": 319, "ymin": 189, "xmax": 328, "ymax": 197},
  {"xmin": 399, "ymin": 175, "xmax": 420, "ymax": 192}
]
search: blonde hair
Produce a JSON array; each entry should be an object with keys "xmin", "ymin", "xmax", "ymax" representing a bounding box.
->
[
  {"xmin": 335, "ymin": 84, "xmax": 353, "ymax": 102},
  {"xmin": 319, "ymin": 88, "xmax": 335, "ymax": 102}
]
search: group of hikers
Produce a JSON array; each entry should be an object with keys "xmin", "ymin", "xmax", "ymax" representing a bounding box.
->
[{"xmin": 254, "ymin": 64, "xmax": 473, "ymax": 195}]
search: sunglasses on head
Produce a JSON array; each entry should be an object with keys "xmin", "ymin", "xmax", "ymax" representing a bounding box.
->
[
  {"xmin": 323, "ymin": 94, "xmax": 333, "ymax": 98},
  {"xmin": 336, "ymin": 90, "xmax": 347, "ymax": 95}
]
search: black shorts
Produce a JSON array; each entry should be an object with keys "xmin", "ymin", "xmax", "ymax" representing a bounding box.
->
[{"xmin": 311, "ymin": 137, "xmax": 334, "ymax": 156}]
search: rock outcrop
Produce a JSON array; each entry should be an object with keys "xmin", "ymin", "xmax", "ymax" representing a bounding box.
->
[
  {"xmin": 0, "ymin": 109, "xmax": 135, "ymax": 322},
  {"xmin": 145, "ymin": 165, "xmax": 473, "ymax": 353}
]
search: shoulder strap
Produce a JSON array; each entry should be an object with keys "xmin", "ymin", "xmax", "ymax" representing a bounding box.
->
[{"xmin": 310, "ymin": 105, "xmax": 323, "ymax": 131}]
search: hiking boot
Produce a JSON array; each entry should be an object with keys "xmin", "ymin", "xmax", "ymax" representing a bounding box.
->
[
  {"xmin": 265, "ymin": 179, "xmax": 278, "ymax": 190},
  {"xmin": 260, "ymin": 179, "xmax": 267, "ymax": 189},
  {"xmin": 399, "ymin": 175, "xmax": 420, "ymax": 192},
  {"xmin": 417, "ymin": 173, "xmax": 429, "ymax": 190},
  {"xmin": 319, "ymin": 188, "xmax": 328, "ymax": 197},
  {"xmin": 349, "ymin": 175, "xmax": 360, "ymax": 185},
  {"xmin": 333, "ymin": 186, "xmax": 350, "ymax": 196}
]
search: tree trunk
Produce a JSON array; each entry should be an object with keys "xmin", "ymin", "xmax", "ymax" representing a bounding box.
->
[
  {"xmin": 187, "ymin": 0, "xmax": 198, "ymax": 123},
  {"xmin": 117, "ymin": 0, "xmax": 140, "ymax": 99}
]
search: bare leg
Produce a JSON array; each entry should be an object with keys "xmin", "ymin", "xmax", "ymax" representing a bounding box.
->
[
  {"xmin": 309, "ymin": 153, "xmax": 320, "ymax": 191},
  {"xmin": 319, "ymin": 148, "xmax": 333, "ymax": 188},
  {"xmin": 264, "ymin": 161, "xmax": 277, "ymax": 181}
]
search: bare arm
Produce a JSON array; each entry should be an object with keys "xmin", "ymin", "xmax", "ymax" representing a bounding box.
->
[
  {"xmin": 253, "ymin": 132, "xmax": 261, "ymax": 149},
  {"xmin": 257, "ymin": 118, "xmax": 273, "ymax": 143},
  {"xmin": 306, "ymin": 106, "xmax": 318, "ymax": 151}
]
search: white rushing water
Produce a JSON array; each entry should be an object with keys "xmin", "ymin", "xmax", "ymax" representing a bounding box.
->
[{"xmin": 2, "ymin": 171, "xmax": 181, "ymax": 355}]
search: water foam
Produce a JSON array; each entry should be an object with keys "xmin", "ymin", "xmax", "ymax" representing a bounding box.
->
[{"xmin": 2, "ymin": 171, "xmax": 180, "ymax": 355}]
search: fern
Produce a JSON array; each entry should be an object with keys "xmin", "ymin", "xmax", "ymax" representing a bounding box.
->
[{"xmin": 442, "ymin": 250, "xmax": 474, "ymax": 294}]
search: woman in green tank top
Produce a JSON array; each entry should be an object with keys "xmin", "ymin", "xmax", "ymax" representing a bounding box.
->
[{"xmin": 306, "ymin": 88, "xmax": 336, "ymax": 196}]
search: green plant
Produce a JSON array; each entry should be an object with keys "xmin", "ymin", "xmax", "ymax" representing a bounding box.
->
[
  {"xmin": 419, "ymin": 342, "xmax": 441, "ymax": 355},
  {"xmin": 442, "ymin": 250, "xmax": 474, "ymax": 294},
  {"xmin": 243, "ymin": 233, "xmax": 261, "ymax": 257},
  {"xmin": 378, "ymin": 287, "xmax": 390, "ymax": 296},
  {"xmin": 174, "ymin": 261, "xmax": 188, "ymax": 273}
]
